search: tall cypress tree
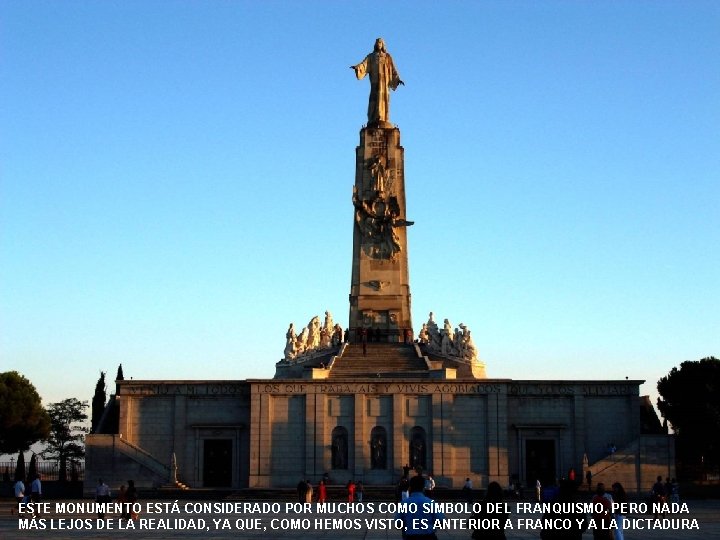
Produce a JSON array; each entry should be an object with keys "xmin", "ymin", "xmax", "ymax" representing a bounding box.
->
[
  {"xmin": 115, "ymin": 364, "xmax": 124, "ymax": 395},
  {"xmin": 91, "ymin": 372, "xmax": 106, "ymax": 433},
  {"xmin": 14, "ymin": 451, "xmax": 25, "ymax": 482}
]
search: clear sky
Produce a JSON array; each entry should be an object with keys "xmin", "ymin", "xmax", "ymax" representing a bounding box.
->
[{"xmin": 2, "ymin": 2, "xmax": 718, "ymax": 416}]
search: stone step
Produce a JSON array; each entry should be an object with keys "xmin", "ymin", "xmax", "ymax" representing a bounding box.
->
[{"xmin": 328, "ymin": 344, "xmax": 427, "ymax": 379}]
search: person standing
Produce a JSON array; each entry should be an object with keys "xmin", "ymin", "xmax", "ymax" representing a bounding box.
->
[
  {"xmin": 540, "ymin": 480, "xmax": 587, "ymax": 540},
  {"xmin": 96, "ymin": 478, "xmax": 111, "ymax": 518},
  {"xmin": 126, "ymin": 479, "xmax": 138, "ymax": 520},
  {"xmin": 117, "ymin": 485, "xmax": 129, "ymax": 519},
  {"xmin": 591, "ymin": 483, "xmax": 614, "ymax": 540},
  {"xmin": 356, "ymin": 481, "xmax": 364, "ymax": 503},
  {"xmin": 472, "ymin": 481, "xmax": 509, "ymax": 540},
  {"xmin": 398, "ymin": 475, "xmax": 410, "ymax": 501},
  {"xmin": 396, "ymin": 475, "xmax": 444, "ymax": 539},
  {"xmin": 652, "ymin": 475, "xmax": 666, "ymax": 517},
  {"xmin": 612, "ymin": 482, "xmax": 627, "ymax": 540},
  {"xmin": 30, "ymin": 474, "xmax": 42, "ymax": 516},
  {"xmin": 317, "ymin": 479, "xmax": 327, "ymax": 503},
  {"xmin": 670, "ymin": 478, "xmax": 680, "ymax": 504},
  {"xmin": 425, "ymin": 474, "xmax": 435, "ymax": 497},
  {"xmin": 462, "ymin": 477, "xmax": 474, "ymax": 503},
  {"xmin": 12, "ymin": 477, "xmax": 25, "ymax": 514},
  {"xmin": 585, "ymin": 469, "xmax": 592, "ymax": 491},
  {"xmin": 297, "ymin": 478, "xmax": 308, "ymax": 503},
  {"xmin": 347, "ymin": 480, "xmax": 356, "ymax": 502}
]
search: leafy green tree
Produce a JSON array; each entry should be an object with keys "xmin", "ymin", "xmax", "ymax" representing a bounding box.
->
[
  {"xmin": 0, "ymin": 372, "xmax": 51, "ymax": 453},
  {"xmin": 657, "ymin": 357, "xmax": 720, "ymax": 473},
  {"xmin": 43, "ymin": 398, "xmax": 89, "ymax": 482},
  {"xmin": 91, "ymin": 372, "xmax": 106, "ymax": 433}
]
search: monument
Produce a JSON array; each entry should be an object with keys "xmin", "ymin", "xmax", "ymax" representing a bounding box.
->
[
  {"xmin": 349, "ymin": 37, "xmax": 413, "ymax": 342},
  {"xmin": 85, "ymin": 39, "xmax": 673, "ymax": 494}
]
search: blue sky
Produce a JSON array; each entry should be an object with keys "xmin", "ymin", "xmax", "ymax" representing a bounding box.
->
[{"xmin": 1, "ymin": 1, "xmax": 718, "ymax": 414}]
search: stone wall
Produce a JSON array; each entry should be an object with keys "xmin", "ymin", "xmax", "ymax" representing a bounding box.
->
[{"xmin": 86, "ymin": 378, "xmax": 672, "ymax": 492}]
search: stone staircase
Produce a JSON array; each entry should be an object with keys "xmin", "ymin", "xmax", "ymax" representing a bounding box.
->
[
  {"xmin": 328, "ymin": 343, "xmax": 428, "ymax": 378},
  {"xmin": 583, "ymin": 435, "xmax": 675, "ymax": 495}
]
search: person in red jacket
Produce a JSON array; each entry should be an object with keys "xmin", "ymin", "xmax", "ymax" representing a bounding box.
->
[{"xmin": 317, "ymin": 479, "xmax": 327, "ymax": 503}]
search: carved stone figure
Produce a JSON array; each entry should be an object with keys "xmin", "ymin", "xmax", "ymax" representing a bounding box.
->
[
  {"xmin": 410, "ymin": 431, "xmax": 426, "ymax": 470},
  {"xmin": 440, "ymin": 326, "xmax": 452, "ymax": 356},
  {"xmin": 332, "ymin": 431, "xmax": 348, "ymax": 470},
  {"xmin": 453, "ymin": 327, "xmax": 463, "ymax": 354},
  {"xmin": 332, "ymin": 323, "xmax": 344, "ymax": 346},
  {"xmin": 321, "ymin": 311, "xmax": 334, "ymax": 349},
  {"xmin": 351, "ymin": 38, "xmax": 404, "ymax": 126},
  {"xmin": 443, "ymin": 318, "xmax": 452, "ymax": 337},
  {"xmin": 319, "ymin": 327, "xmax": 331, "ymax": 349},
  {"xmin": 369, "ymin": 154, "xmax": 390, "ymax": 193},
  {"xmin": 296, "ymin": 327, "xmax": 309, "ymax": 356},
  {"xmin": 284, "ymin": 311, "xmax": 344, "ymax": 362},
  {"xmin": 418, "ymin": 323, "xmax": 429, "ymax": 344},
  {"xmin": 419, "ymin": 315, "xmax": 480, "ymax": 363},
  {"xmin": 371, "ymin": 431, "xmax": 387, "ymax": 470},
  {"xmin": 463, "ymin": 330, "xmax": 478, "ymax": 362},
  {"xmin": 353, "ymin": 186, "xmax": 414, "ymax": 261},
  {"xmin": 426, "ymin": 312, "xmax": 441, "ymax": 351},
  {"xmin": 286, "ymin": 323, "xmax": 296, "ymax": 343},
  {"xmin": 284, "ymin": 323, "xmax": 298, "ymax": 360},
  {"xmin": 307, "ymin": 316, "xmax": 321, "ymax": 350}
]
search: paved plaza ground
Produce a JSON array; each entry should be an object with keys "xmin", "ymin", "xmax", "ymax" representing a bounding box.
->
[{"xmin": 1, "ymin": 497, "xmax": 718, "ymax": 540}]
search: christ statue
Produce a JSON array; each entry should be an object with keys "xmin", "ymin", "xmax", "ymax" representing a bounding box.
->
[{"xmin": 351, "ymin": 38, "xmax": 404, "ymax": 126}]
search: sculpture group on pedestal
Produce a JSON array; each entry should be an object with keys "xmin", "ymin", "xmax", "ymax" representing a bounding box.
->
[
  {"xmin": 418, "ymin": 312, "xmax": 479, "ymax": 362},
  {"xmin": 283, "ymin": 311, "xmax": 344, "ymax": 362},
  {"xmin": 353, "ymin": 186, "xmax": 413, "ymax": 261}
]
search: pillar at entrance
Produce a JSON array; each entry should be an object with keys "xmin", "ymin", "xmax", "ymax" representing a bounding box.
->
[{"xmin": 348, "ymin": 126, "xmax": 413, "ymax": 341}]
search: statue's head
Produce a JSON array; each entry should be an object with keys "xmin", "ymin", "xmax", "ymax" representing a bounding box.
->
[{"xmin": 374, "ymin": 38, "xmax": 386, "ymax": 52}]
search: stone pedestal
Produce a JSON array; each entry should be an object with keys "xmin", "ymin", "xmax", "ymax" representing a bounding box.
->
[{"xmin": 348, "ymin": 127, "xmax": 412, "ymax": 341}]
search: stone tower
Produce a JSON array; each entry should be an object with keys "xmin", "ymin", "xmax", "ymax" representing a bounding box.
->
[
  {"xmin": 348, "ymin": 126, "xmax": 413, "ymax": 340},
  {"xmin": 348, "ymin": 39, "xmax": 413, "ymax": 342}
]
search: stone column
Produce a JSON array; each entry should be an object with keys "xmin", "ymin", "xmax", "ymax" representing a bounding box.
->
[
  {"xmin": 573, "ymin": 391, "xmax": 586, "ymax": 475},
  {"xmin": 354, "ymin": 393, "xmax": 366, "ymax": 478},
  {"xmin": 487, "ymin": 391, "xmax": 509, "ymax": 487},
  {"xmin": 431, "ymin": 393, "xmax": 450, "ymax": 479},
  {"xmin": 248, "ymin": 391, "xmax": 260, "ymax": 487},
  {"xmin": 249, "ymin": 391, "xmax": 271, "ymax": 488},
  {"xmin": 349, "ymin": 127, "xmax": 413, "ymax": 341},
  {"xmin": 393, "ymin": 393, "xmax": 405, "ymax": 476},
  {"xmin": 172, "ymin": 394, "xmax": 187, "ymax": 485},
  {"xmin": 314, "ymin": 394, "xmax": 327, "ymax": 478},
  {"xmin": 305, "ymin": 393, "xmax": 317, "ymax": 480}
]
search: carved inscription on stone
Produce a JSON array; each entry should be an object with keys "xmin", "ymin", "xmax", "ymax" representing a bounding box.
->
[
  {"xmin": 256, "ymin": 382, "xmax": 502, "ymax": 395},
  {"xmin": 124, "ymin": 383, "xmax": 249, "ymax": 396}
]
